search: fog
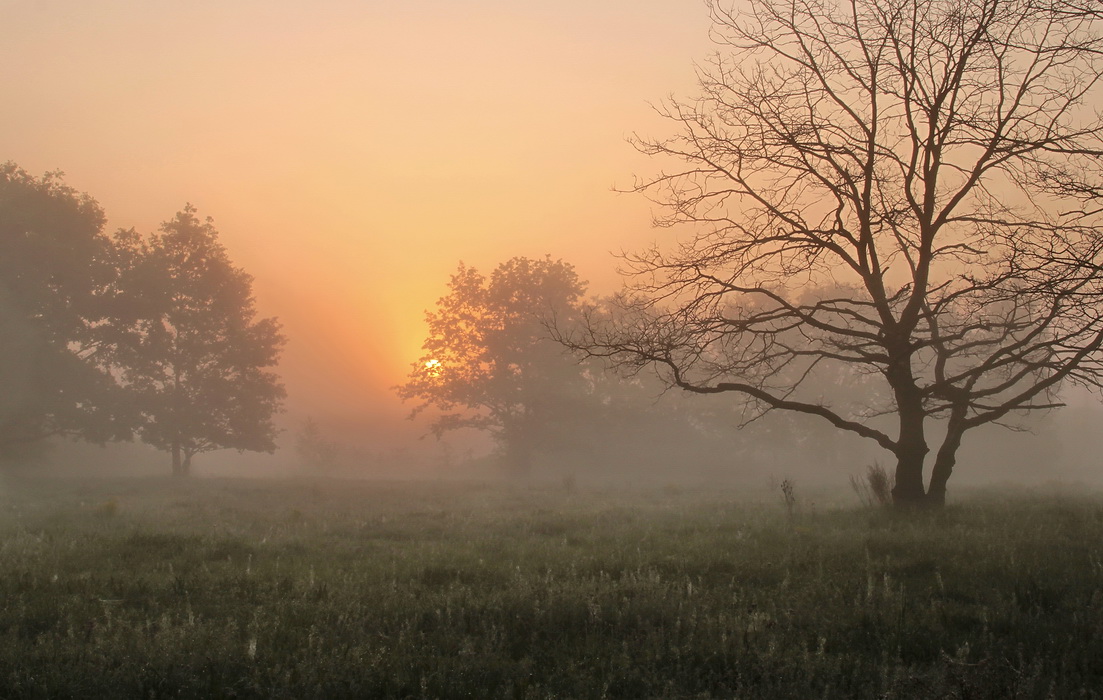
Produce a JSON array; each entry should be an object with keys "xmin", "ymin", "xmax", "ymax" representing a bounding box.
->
[
  {"xmin": 8, "ymin": 3, "xmax": 1103, "ymax": 697},
  {"xmin": 3, "ymin": 1, "xmax": 1103, "ymax": 497},
  {"xmin": 0, "ymin": 0, "xmax": 712, "ymax": 460},
  {"xmin": 8, "ymin": 394, "xmax": 1102, "ymax": 496}
]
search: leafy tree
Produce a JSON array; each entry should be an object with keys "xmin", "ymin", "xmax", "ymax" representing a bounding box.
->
[
  {"xmin": 398, "ymin": 257, "xmax": 589, "ymax": 473},
  {"xmin": 0, "ymin": 162, "xmax": 129, "ymax": 458},
  {"xmin": 113, "ymin": 205, "xmax": 285, "ymax": 475},
  {"xmin": 295, "ymin": 417, "xmax": 340, "ymax": 471},
  {"xmin": 565, "ymin": 0, "xmax": 1103, "ymax": 505}
]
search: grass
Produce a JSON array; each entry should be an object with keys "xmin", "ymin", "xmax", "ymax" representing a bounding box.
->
[{"xmin": 0, "ymin": 476, "xmax": 1101, "ymax": 698}]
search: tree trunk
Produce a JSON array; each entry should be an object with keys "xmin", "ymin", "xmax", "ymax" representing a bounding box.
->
[
  {"xmin": 927, "ymin": 406, "xmax": 967, "ymax": 507},
  {"xmin": 171, "ymin": 366, "xmax": 186, "ymax": 477},
  {"xmin": 926, "ymin": 449, "xmax": 955, "ymax": 507},
  {"xmin": 892, "ymin": 445, "xmax": 928, "ymax": 505},
  {"xmin": 171, "ymin": 441, "xmax": 184, "ymax": 477},
  {"xmin": 884, "ymin": 338, "xmax": 931, "ymax": 506},
  {"xmin": 181, "ymin": 451, "xmax": 192, "ymax": 477},
  {"xmin": 891, "ymin": 401, "xmax": 929, "ymax": 506}
]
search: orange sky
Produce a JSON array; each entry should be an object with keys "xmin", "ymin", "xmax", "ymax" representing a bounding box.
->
[{"xmin": 0, "ymin": 1, "xmax": 710, "ymax": 449}]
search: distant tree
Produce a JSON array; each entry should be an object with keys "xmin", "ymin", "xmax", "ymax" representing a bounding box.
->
[
  {"xmin": 398, "ymin": 257, "xmax": 590, "ymax": 473},
  {"xmin": 113, "ymin": 206, "xmax": 286, "ymax": 476},
  {"xmin": 0, "ymin": 162, "xmax": 129, "ymax": 458},
  {"xmin": 563, "ymin": 0, "xmax": 1103, "ymax": 506},
  {"xmin": 294, "ymin": 417, "xmax": 339, "ymax": 471}
]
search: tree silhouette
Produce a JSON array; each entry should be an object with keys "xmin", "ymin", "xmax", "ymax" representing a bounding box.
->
[
  {"xmin": 295, "ymin": 417, "xmax": 339, "ymax": 471},
  {"xmin": 398, "ymin": 257, "xmax": 589, "ymax": 473},
  {"xmin": 113, "ymin": 206, "xmax": 285, "ymax": 475},
  {"xmin": 0, "ymin": 162, "xmax": 129, "ymax": 457},
  {"xmin": 564, "ymin": 0, "xmax": 1103, "ymax": 505}
]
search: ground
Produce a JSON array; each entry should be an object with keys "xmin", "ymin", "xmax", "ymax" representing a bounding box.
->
[{"xmin": 1, "ymin": 475, "xmax": 1101, "ymax": 698}]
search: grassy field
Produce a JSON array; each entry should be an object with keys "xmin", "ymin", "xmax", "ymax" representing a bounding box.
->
[{"xmin": 1, "ymin": 476, "xmax": 1101, "ymax": 699}]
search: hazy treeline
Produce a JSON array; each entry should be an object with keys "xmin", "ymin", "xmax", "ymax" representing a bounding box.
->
[
  {"xmin": 388, "ymin": 256, "xmax": 1097, "ymax": 488},
  {"xmin": 0, "ymin": 162, "xmax": 285, "ymax": 475},
  {"xmin": 4, "ymin": 159, "xmax": 1098, "ymax": 487}
]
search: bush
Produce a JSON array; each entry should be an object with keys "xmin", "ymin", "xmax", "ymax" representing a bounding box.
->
[{"xmin": 851, "ymin": 462, "xmax": 893, "ymax": 507}]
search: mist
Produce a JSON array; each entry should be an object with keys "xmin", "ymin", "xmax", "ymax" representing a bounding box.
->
[
  {"xmin": 5, "ymin": 0, "xmax": 1103, "ymax": 696},
  {"xmin": 2, "ymin": 0, "xmax": 1094, "ymax": 493}
]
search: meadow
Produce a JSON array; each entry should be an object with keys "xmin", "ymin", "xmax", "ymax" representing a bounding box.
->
[{"xmin": 1, "ymin": 475, "xmax": 1101, "ymax": 699}]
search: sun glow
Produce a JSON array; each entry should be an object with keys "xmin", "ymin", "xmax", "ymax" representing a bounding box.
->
[{"xmin": 423, "ymin": 359, "xmax": 442, "ymax": 377}]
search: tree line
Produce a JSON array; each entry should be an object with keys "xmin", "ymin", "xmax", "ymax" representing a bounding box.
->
[
  {"xmin": 405, "ymin": 0, "xmax": 1103, "ymax": 506},
  {"xmin": 9, "ymin": 0, "xmax": 1103, "ymax": 506},
  {"xmin": 397, "ymin": 256, "xmax": 882, "ymax": 481},
  {"xmin": 0, "ymin": 163, "xmax": 285, "ymax": 475}
]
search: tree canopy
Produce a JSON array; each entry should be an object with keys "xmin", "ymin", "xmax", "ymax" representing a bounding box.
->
[
  {"xmin": 2, "ymin": 164, "xmax": 287, "ymax": 475},
  {"xmin": 0, "ymin": 162, "xmax": 128, "ymax": 456},
  {"xmin": 564, "ymin": 0, "xmax": 1103, "ymax": 505},
  {"xmin": 398, "ymin": 257, "xmax": 591, "ymax": 473},
  {"xmin": 112, "ymin": 205, "xmax": 286, "ymax": 475}
]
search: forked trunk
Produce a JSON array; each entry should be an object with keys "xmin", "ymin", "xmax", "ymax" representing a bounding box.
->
[{"xmin": 171, "ymin": 442, "xmax": 194, "ymax": 477}]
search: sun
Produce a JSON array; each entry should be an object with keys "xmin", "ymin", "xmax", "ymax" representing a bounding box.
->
[{"xmin": 423, "ymin": 359, "xmax": 442, "ymax": 376}]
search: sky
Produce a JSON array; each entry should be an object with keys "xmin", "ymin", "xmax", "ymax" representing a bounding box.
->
[{"xmin": 0, "ymin": 0, "xmax": 713, "ymax": 452}]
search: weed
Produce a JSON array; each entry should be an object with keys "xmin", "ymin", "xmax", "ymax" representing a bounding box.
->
[
  {"xmin": 94, "ymin": 498, "xmax": 119, "ymax": 518},
  {"xmin": 779, "ymin": 478, "xmax": 797, "ymax": 519},
  {"xmin": 0, "ymin": 477, "xmax": 1099, "ymax": 698},
  {"xmin": 851, "ymin": 462, "xmax": 894, "ymax": 507}
]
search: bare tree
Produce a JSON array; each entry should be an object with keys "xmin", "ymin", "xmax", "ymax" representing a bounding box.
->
[{"xmin": 564, "ymin": 0, "xmax": 1103, "ymax": 505}]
